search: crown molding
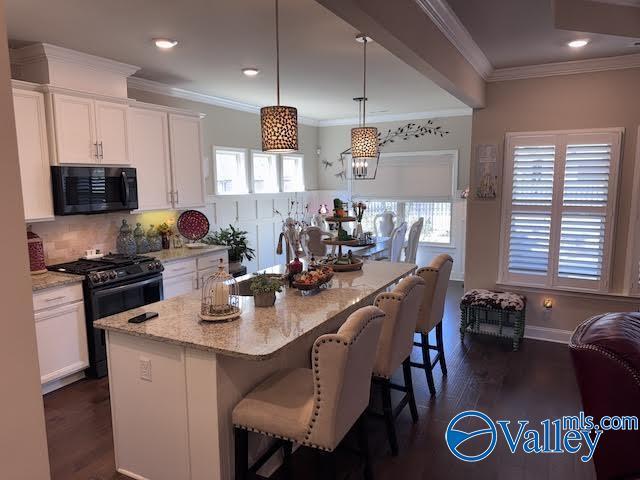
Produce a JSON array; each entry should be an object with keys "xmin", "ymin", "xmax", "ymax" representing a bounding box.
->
[
  {"xmin": 11, "ymin": 43, "xmax": 140, "ymax": 77},
  {"xmin": 415, "ymin": 0, "xmax": 493, "ymax": 79},
  {"xmin": 317, "ymin": 108, "xmax": 472, "ymax": 127},
  {"xmin": 127, "ymin": 76, "xmax": 319, "ymax": 126},
  {"xmin": 488, "ymin": 52, "xmax": 640, "ymax": 81}
]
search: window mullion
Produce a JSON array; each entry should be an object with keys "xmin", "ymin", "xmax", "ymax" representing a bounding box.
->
[{"xmin": 548, "ymin": 136, "xmax": 566, "ymax": 288}]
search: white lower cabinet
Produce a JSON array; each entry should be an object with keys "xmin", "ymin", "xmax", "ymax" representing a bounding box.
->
[
  {"xmin": 163, "ymin": 272, "xmax": 197, "ymax": 299},
  {"xmin": 33, "ymin": 284, "xmax": 88, "ymax": 387}
]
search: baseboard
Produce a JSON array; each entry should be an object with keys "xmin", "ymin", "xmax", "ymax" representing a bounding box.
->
[
  {"xmin": 524, "ymin": 325, "xmax": 572, "ymax": 344},
  {"xmin": 117, "ymin": 468, "xmax": 149, "ymax": 480},
  {"xmin": 41, "ymin": 370, "xmax": 85, "ymax": 395}
]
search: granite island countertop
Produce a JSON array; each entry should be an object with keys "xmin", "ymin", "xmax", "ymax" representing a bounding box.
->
[
  {"xmin": 94, "ymin": 261, "xmax": 416, "ymax": 360},
  {"xmin": 31, "ymin": 271, "xmax": 83, "ymax": 292},
  {"xmin": 151, "ymin": 246, "xmax": 230, "ymax": 264}
]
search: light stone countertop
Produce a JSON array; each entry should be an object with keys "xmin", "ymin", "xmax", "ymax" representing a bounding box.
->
[
  {"xmin": 32, "ymin": 271, "xmax": 83, "ymax": 292},
  {"xmin": 94, "ymin": 261, "xmax": 416, "ymax": 360},
  {"xmin": 151, "ymin": 245, "xmax": 230, "ymax": 264}
]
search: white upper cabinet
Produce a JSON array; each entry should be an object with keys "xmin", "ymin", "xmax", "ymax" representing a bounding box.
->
[
  {"xmin": 94, "ymin": 100, "xmax": 130, "ymax": 165},
  {"xmin": 130, "ymin": 107, "xmax": 173, "ymax": 211},
  {"xmin": 51, "ymin": 93, "xmax": 130, "ymax": 165},
  {"xmin": 12, "ymin": 88, "xmax": 54, "ymax": 221},
  {"xmin": 168, "ymin": 114, "xmax": 205, "ymax": 209},
  {"xmin": 52, "ymin": 94, "xmax": 97, "ymax": 164}
]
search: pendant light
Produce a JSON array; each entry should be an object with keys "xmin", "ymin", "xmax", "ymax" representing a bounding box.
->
[
  {"xmin": 351, "ymin": 34, "xmax": 378, "ymax": 178},
  {"xmin": 261, "ymin": 0, "xmax": 298, "ymax": 153}
]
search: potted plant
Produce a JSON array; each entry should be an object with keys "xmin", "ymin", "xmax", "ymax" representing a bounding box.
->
[
  {"xmin": 157, "ymin": 222, "xmax": 172, "ymax": 250},
  {"xmin": 250, "ymin": 274, "xmax": 282, "ymax": 307},
  {"xmin": 204, "ymin": 225, "xmax": 256, "ymax": 273}
]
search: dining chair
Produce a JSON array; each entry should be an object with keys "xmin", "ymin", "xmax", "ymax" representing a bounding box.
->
[
  {"xmin": 233, "ymin": 305, "xmax": 384, "ymax": 480},
  {"xmin": 371, "ymin": 275, "xmax": 425, "ymax": 456},
  {"xmin": 373, "ymin": 211, "xmax": 396, "ymax": 238},
  {"xmin": 301, "ymin": 226, "xmax": 328, "ymax": 257},
  {"xmin": 388, "ymin": 222, "xmax": 407, "ymax": 263},
  {"xmin": 413, "ymin": 254, "xmax": 453, "ymax": 396},
  {"xmin": 311, "ymin": 213, "xmax": 330, "ymax": 233},
  {"xmin": 404, "ymin": 218, "xmax": 424, "ymax": 264}
]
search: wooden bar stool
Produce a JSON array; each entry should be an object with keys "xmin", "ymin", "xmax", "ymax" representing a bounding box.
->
[
  {"xmin": 232, "ymin": 305, "xmax": 385, "ymax": 480},
  {"xmin": 370, "ymin": 275, "xmax": 426, "ymax": 456},
  {"xmin": 413, "ymin": 254, "xmax": 453, "ymax": 396}
]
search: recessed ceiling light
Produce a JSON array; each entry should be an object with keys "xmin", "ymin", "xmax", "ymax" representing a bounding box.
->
[
  {"xmin": 568, "ymin": 39, "xmax": 589, "ymax": 48},
  {"xmin": 242, "ymin": 67, "xmax": 260, "ymax": 77},
  {"xmin": 154, "ymin": 38, "xmax": 178, "ymax": 49}
]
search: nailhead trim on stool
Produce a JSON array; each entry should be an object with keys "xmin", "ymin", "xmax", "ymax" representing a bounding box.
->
[{"xmin": 233, "ymin": 313, "xmax": 384, "ymax": 452}]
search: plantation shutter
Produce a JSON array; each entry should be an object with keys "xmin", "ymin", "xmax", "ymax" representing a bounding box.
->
[
  {"xmin": 502, "ymin": 138, "xmax": 556, "ymax": 285},
  {"xmin": 501, "ymin": 130, "xmax": 621, "ymax": 292},
  {"xmin": 554, "ymin": 133, "xmax": 620, "ymax": 290}
]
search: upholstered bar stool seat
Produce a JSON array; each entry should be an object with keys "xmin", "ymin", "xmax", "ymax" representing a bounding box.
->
[
  {"xmin": 233, "ymin": 306, "xmax": 385, "ymax": 479},
  {"xmin": 370, "ymin": 275, "xmax": 425, "ymax": 456},
  {"xmin": 233, "ymin": 368, "xmax": 314, "ymax": 443}
]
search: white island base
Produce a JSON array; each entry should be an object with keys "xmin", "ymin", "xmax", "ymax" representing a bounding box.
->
[{"xmin": 107, "ymin": 329, "xmax": 321, "ymax": 480}]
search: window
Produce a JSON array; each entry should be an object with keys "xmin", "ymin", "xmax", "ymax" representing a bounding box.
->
[
  {"xmin": 355, "ymin": 199, "xmax": 452, "ymax": 243},
  {"xmin": 500, "ymin": 129, "xmax": 622, "ymax": 292},
  {"xmin": 281, "ymin": 154, "xmax": 305, "ymax": 192},
  {"xmin": 215, "ymin": 147, "xmax": 248, "ymax": 195},
  {"xmin": 405, "ymin": 202, "xmax": 451, "ymax": 244},
  {"xmin": 251, "ymin": 151, "xmax": 279, "ymax": 193}
]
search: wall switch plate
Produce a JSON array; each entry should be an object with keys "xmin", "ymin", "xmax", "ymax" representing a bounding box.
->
[{"xmin": 140, "ymin": 357, "xmax": 152, "ymax": 382}]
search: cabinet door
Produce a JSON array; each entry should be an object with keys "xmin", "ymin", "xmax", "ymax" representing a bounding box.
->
[
  {"xmin": 168, "ymin": 114, "xmax": 205, "ymax": 208},
  {"xmin": 34, "ymin": 301, "xmax": 89, "ymax": 384},
  {"xmin": 163, "ymin": 272, "xmax": 197, "ymax": 300},
  {"xmin": 52, "ymin": 94, "xmax": 97, "ymax": 164},
  {"xmin": 12, "ymin": 89, "xmax": 54, "ymax": 221},
  {"xmin": 130, "ymin": 108, "xmax": 173, "ymax": 210},
  {"xmin": 95, "ymin": 100, "xmax": 131, "ymax": 165}
]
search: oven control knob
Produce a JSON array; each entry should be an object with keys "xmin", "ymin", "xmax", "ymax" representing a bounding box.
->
[
  {"xmin": 155, "ymin": 261, "xmax": 163, "ymax": 270},
  {"xmin": 89, "ymin": 273, "xmax": 99, "ymax": 283},
  {"xmin": 98, "ymin": 272, "xmax": 108, "ymax": 282},
  {"xmin": 147, "ymin": 263, "xmax": 154, "ymax": 270},
  {"xmin": 108, "ymin": 271, "xmax": 117, "ymax": 279}
]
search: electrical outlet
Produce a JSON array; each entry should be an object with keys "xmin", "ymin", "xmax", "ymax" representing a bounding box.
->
[{"xmin": 140, "ymin": 357, "xmax": 152, "ymax": 382}]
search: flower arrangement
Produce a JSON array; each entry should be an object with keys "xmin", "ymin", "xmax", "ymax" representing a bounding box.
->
[
  {"xmin": 353, "ymin": 201, "xmax": 367, "ymax": 222},
  {"xmin": 249, "ymin": 274, "xmax": 283, "ymax": 295}
]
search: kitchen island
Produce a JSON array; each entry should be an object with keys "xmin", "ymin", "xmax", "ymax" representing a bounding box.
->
[{"xmin": 94, "ymin": 261, "xmax": 416, "ymax": 480}]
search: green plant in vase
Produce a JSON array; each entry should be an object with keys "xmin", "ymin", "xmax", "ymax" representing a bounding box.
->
[
  {"xmin": 157, "ymin": 222, "xmax": 172, "ymax": 249},
  {"xmin": 250, "ymin": 274, "xmax": 282, "ymax": 307},
  {"xmin": 203, "ymin": 225, "xmax": 256, "ymax": 272}
]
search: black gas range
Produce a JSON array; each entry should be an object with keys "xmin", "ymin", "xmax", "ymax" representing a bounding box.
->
[{"xmin": 48, "ymin": 254, "xmax": 164, "ymax": 378}]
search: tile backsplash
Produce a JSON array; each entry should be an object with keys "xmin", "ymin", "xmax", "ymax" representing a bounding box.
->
[{"xmin": 29, "ymin": 211, "xmax": 178, "ymax": 265}]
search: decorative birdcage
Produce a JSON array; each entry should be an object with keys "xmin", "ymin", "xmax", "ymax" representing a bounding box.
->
[{"xmin": 199, "ymin": 259, "xmax": 241, "ymax": 322}]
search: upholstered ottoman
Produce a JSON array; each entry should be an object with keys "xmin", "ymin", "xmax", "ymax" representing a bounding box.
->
[{"xmin": 460, "ymin": 289, "xmax": 526, "ymax": 351}]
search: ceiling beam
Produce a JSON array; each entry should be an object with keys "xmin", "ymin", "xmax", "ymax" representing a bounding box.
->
[
  {"xmin": 553, "ymin": 0, "xmax": 640, "ymax": 37},
  {"xmin": 314, "ymin": 0, "xmax": 485, "ymax": 108}
]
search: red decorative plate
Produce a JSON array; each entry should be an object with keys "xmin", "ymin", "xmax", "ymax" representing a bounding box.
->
[{"xmin": 177, "ymin": 210, "xmax": 210, "ymax": 241}]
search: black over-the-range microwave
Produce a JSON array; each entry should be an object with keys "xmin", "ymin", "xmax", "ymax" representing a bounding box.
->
[{"xmin": 51, "ymin": 166, "xmax": 139, "ymax": 215}]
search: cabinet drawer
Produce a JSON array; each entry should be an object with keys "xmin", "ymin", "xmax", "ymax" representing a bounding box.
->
[
  {"xmin": 33, "ymin": 283, "xmax": 83, "ymax": 311},
  {"xmin": 35, "ymin": 301, "xmax": 89, "ymax": 385},
  {"xmin": 162, "ymin": 259, "xmax": 197, "ymax": 279},
  {"xmin": 197, "ymin": 251, "xmax": 229, "ymax": 271},
  {"xmin": 163, "ymin": 272, "xmax": 197, "ymax": 300}
]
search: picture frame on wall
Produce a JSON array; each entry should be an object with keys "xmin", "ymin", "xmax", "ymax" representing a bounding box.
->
[{"xmin": 475, "ymin": 144, "xmax": 498, "ymax": 199}]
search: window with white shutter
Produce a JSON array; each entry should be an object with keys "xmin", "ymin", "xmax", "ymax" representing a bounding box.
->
[{"xmin": 500, "ymin": 129, "xmax": 622, "ymax": 292}]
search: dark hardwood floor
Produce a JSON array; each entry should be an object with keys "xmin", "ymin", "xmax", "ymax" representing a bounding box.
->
[{"xmin": 43, "ymin": 281, "xmax": 594, "ymax": 479}]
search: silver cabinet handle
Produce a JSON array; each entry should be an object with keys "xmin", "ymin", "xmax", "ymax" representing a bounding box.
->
[
  {"xmin": 175, "ymin": 190, "xmax": 179, "ymax": 205},
  {"xmin": 44, "ymin": 295, "xmax": 66, "ymax": 302},
  {"xmin": 98, "ymin": 142, "xmax": 104, "ymax": 160},
  {"xmin": 94, "ymin": 142, "xmax": 99, "ymax": 160},
  {"xmin": 167, "ymin": 191, "xmax": 173, "ymax": 204}
]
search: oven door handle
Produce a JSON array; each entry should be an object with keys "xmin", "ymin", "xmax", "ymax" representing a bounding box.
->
[
  {"xmin": 92, "ymin": 275, "xmax": 162, "ymax": 296},
  {"xmin": 121, "ymin": 171, "xmax": 130, "ymax": 206}
]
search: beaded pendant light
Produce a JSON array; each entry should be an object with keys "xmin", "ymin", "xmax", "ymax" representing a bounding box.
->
[
  {"xmin": 261, "ymin": 0, "xmax": 298, "ymax": 153},
  {"xmin": 351, "ymin": 34, "xmax": 378, "ymax": 178}
]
